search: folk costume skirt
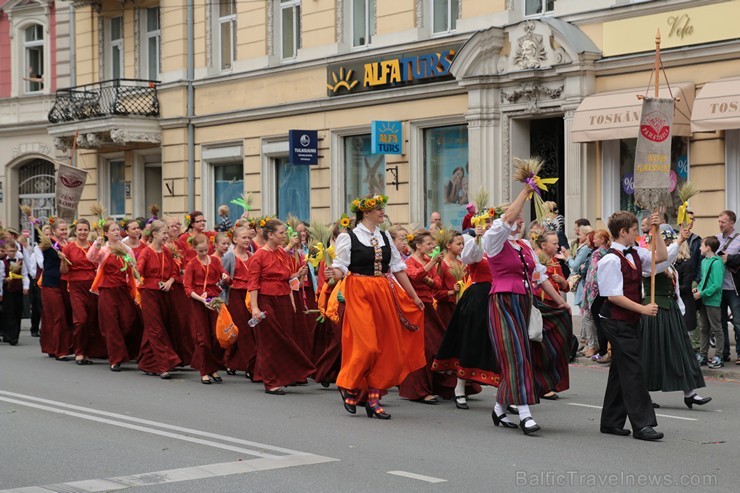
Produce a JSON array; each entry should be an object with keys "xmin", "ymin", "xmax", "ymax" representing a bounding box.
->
[
  {"xmin": 336, "ymin": 274, "xmax": 425, "ymax": 392},
  {"xmin": 167, "ymin": 283, "xmax": 194, "ymax": 366},
  {"xmin": 138, "ymin": 289, "xmax": 182, "ymax": 374},
  {"xmin": 225, "ymin": 287, "xmax": 256, "ymax": 374},
  {"xmin": 641, "ymin": 301, "xmax": 705, "ymax": 392},
  {"xmin": 40, "ymin": 283, "xmax": 72, "ymax": 357},
  {"xmin": 189, "ymin": 299, "xmax": 225, "ymax": 377},
  {"xmin": 433, "ymin": 282, "xmax": 501, "ymax": 387},
  {"xmin": 68, "ymin": 280, "xmax": 106, "ymax": 359},
  {"xmin": 488, "ymin": 292, "xmax": 539, "ymax": 406},
  {"xmin": 98, "ymin": 285, "xmax": 142, "ymax": 366},
  {"xmin": 252, "ymin": 293, "xmax": 315, "ymax": 389},
  {"xmin": 531, "ymin": 299, "xmax": 573, "ymax": 394}
]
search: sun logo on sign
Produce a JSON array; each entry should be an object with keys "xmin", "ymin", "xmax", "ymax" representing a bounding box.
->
[{"xmin": 327, "ymin": 67, "xmax": 358, "ymax": 94}]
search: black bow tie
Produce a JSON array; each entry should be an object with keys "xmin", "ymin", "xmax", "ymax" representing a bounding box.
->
[{"xmin": 623, "ymin": 247, "xmax": 635, "ymax": 255}]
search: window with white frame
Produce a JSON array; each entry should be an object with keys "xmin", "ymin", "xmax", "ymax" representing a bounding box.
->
[
  {"xmin": 432, "ymin": 0, "xmax": 458, "ymax": 34},
  {"xmin": 352, "ymin": 0, "xmax": 375, "ymax": 47},
  {"xmin": 213, "ymin": 163, "xmax": 243, "ymax": 223},
  {"xmin": 276, "ymin": 157, "xmax": 311, "ymax": 221},
  {"xmin": 424, "ymin": 125, "xmax": 468, "ymax": 229},
  {"xmin": 108, "ymin": 16, "xmax": 124, "ymax": 79},
  {"xmin": 24, "ymin": 24, "xmax": 44, "ymax": 93},
  {"xmin": 219, "ymin": 0, "xmax": 236, "ymax": 70},
  {"xmin": 144, "ymin": 7, "xmax": 160, "ymax": 80},
  {"xmin": 525, "ymin": 0, "xmax": 555, "ymax": 16},
  {"xmin": 281, "ymin": 0, "xmax": 301, "ymax": 59},
  {"xmin": 103, "ymin": 159, "xmax": 126, "ymax": 218}
]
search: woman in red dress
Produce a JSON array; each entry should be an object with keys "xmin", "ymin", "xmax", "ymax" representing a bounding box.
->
[
  {"xmin": 61, "ymin": 219, "xmax": 105, "ymax": 364},
  {"xmin": 399, "ymin": 231, "xmax": 456, "ymax": 403},
  {"xmin": 40, "ymin": 218, "xmax": 73, "ymax": 360},
  {"xmin": 179, "ymin": 211, "xmax": 215, "ymax": 264},
  {"xmin": 87, "ymin": 221, "xmax": 142, "ymax": 372},
  {"xmin": 137, "ymin": 220, "xmax": 182, "ymax": 379},
  {"xmin": 164, "ymin": 216, "xmax": 194, "ymax": 366},
  {"xmin": 248, "ymin": 220, "xmax": 315, "ymax": 395},
  {"xmin": 184, "ymin": 233, "xmax": 230, "ymax": 384},
  {"xmin": 123, "ymin": 219, "xmax": 148, "ymax": 259}
]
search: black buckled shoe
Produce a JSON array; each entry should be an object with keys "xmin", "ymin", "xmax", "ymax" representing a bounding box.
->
[
  {"xmin": 633, "ymin": 426, "xmax": 664, "ymax": 441},
  {"xmin": 600, "ymin": 426, "xmax": 631, "ymax": 436},
  {"xmin": 684, "ymin": 394, "xmax": 712, "ymax": 409},
  {"xmin": 519, "ymin": 417, "xmax": 541, "ymax": 435},
  {"xmin": 491, "ymin": 409, "xmax": 518, "ymax": 429}
]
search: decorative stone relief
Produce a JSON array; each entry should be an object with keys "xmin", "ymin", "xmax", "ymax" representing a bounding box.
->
[
  {"xmin": 110, "ymin": 129, "xmax": 162, "ymax": 145},
  {"xmin": 513, "ymin": 21, "xmax": 546, "ymax": 70},
  {"xmin": 500, "ymin": 83, "xmax": 564, "ymax": 113}
]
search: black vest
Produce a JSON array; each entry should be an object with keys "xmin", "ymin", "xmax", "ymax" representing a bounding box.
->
[
  {"xmin": 348, "ymin": 229, "xmax": 391, "ymax": 276},
  {"xmin": 600, "ymin": 247, "xmax": 643, "ymax": 324}
]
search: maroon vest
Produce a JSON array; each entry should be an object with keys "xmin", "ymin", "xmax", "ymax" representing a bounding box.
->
[{"xmin": 600, "ymin": 248, "xmax": 643, "ymax": 324}]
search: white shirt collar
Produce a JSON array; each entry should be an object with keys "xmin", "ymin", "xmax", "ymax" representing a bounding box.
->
[{"xmin": 356, "ymin": 223, "xmax": 380, "ymax": 237}]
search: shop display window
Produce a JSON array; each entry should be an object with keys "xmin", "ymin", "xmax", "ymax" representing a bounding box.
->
[
  {"xmin": 344, "ymin": 134, "xmax": 385, "ymax": 210},
  {"xmin": 214, "ymin": 163, "xmax": 243, "ymax": 225},
  {"xmin": 424, "ymin": 125, "xmax": 468, "ymax": 229},
  {"xmin": 276, "ymin": 156, "xmax": 311, "ymax": 221}
]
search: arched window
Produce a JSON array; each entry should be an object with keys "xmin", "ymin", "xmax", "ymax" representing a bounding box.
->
[
  {"xmin": 24, "ymin": 24, "xmax": 44, "ymax": 93},
  {"xmin": 18, "ymin": 159, "xmax": 56, "ymax": 234}
]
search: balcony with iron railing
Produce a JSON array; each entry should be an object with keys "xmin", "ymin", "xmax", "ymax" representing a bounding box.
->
[{"xmin": 47, "ymin": 79, "xmax": 162, "ymax": 150}]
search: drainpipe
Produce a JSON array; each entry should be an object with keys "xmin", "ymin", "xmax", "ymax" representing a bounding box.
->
[{"xmin": 186, "ymin": 0, "xmax": 195, "ymax": 212}]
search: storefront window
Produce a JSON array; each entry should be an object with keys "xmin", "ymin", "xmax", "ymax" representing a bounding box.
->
[
  {"xmin": 276, "ymin": 157, "xmax": 310, "ymax": 221},
  {"xmin": 344, "ymin": 134, "xmax": 385, "ymax": 210},
  {"xmin": 214, "ymin": 163, "xmax": 243, "ymax": 225},
  {"xmin": 619, "ymin": 136, "xmax": 689, "ymax": 223},
  {"xmin": 424, "ymin": 125, "xmax": 468, "ymax": 229}
]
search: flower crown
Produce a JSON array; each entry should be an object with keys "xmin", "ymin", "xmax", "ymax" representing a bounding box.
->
[
  {"xmin": 338, "ymin": 214, "xmax": 351, "ymax": 229},
  {"xmin": 350, "ymin": 194, "xmax": 389, "ymax": 213}
]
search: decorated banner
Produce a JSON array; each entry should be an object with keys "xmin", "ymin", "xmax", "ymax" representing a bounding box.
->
[
  {"xmin": 55, "ymin": 162, "xmax": 88, "ymax": 221},
  {"xmin": 634, "ymin": 97, "xmax": 674, "ymax": 209}
]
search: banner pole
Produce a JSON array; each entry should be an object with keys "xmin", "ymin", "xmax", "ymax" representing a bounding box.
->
[
  {"xmin": 650, "ymin": 29, "xmax": 661, "ymax": 305},
  {"xmin": 69, "ymin": 130, "xmax": 79, "ymax": 167}
]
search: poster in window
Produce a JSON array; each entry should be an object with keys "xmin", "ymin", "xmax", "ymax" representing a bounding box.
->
[
  {"xmin": 425, "ymin": 125, "xmax": 468, "ymax": 229},
  {"xmin": 345, "ymin": 135, "xmax": 385, "ymax": 209}
]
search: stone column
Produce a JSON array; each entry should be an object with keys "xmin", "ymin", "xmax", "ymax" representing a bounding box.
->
[
  {"xmin": 562, "ymin": 104, "xmax": 594, "ymax": 230},
  {"xmin": 466, "ymin": 85, "xmax": 502, "ymax": 207}
]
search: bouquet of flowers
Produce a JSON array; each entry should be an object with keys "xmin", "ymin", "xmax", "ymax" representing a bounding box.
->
[
  {"xmin": 677, "ymin": 182, "xmax": 700, "ymax": 226},
  {"xmin": 513, "ymin": 156, "xmax": 558, "ymax": 225}
]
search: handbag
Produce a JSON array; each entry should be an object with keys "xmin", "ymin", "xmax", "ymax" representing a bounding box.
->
[
  {"xmin": 567, "ymin": 273, "xmax": 582, "ymax": 292},
  {"xmin": 528, "ymin": 304, "xmax": 543, "ymax": 342}
]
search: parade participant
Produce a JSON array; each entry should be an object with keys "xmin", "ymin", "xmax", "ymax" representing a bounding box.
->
[
  {"xmin": 387, "ymin": 225, "xmax": 410, "ymax": 261},
  {"xmin": 248, "ymin": 220, "xmax": 315, "ymax": 395},
  {"xmin": 30, "ymin": 224, "xmax": 50, "ymax": 338},
  {"xmin": 40, "ymin": 218, "xmax": 73, "ymax": 359},
  {"xmin": 434, "ymin": 217, "xmax": 501, "ymax": 411},
  {"xmin": 285, "ymin": 224, "xmax": 313, "ymax": 357},
  {"xmin": 597, "ymin": 211, "xmax": 665, "ymax": 441},
  {"xmin": 179, "ymin": 211, "xmax": 215, "ymax": 264},
  {"xmin": 213, "ymin": 232, "xmax": 231, "ymax": 261},
  {"xmin": 482, "ymin": 188, "xmax": 569, "ymax": 435},
  {"xmin": 399, "ymin": 230, "xmax": 453, "ymax": 404},
  {"xmin": 331, "ymin": 195, "xmax": 425, "ymax": 419},
  {"xmin": 87, "ymin": 221, "xmax": 142, "ymax": 372},
  {"xmin": 222, "ymin": 226, "xmax": 257, "ymax": 379},
  {"xmin": 436, "ymin": 231, "xmax": 465, "ymax": 326},
  {"xmin": 581, "ymin": 230, "xmax": 612, "ymax": 363},
  {"xmin": 61, "ymin": 219, "xmax": 105, "ymax": 364},
  {"xmin": 640, "ymin": 226, "xmax": 710, "ymax": 409},
  {"xmin": 532, "ymin": 231, "xmax": 574, "ymax": 400},
  {"xmin": 462, "ymin": 203, "xmax": 476, "ymax": 231},
  {"xmin": 1, "ymin": 239, "xmax": 30, "ymax": 346},
  {"xmin": 184, "ymin": 234, "xmax": 230, "ymax": 385},
  {"xmin": 164, "ymin": 216, "xmax": 194, "ymax": 366},
  {"xmin": 137, "ymin": 220, "xmax": 181, "ymax": 379},
  {"xmin": 558, "ymin": 225, "xmax": 594, "ymax": 356},
  {"xmin": 122, "ymin": 219, "xmax": 148, "ymax": 259}
]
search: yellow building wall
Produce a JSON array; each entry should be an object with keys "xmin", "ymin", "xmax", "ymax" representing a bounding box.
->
[
  {"xmin": 74, "ymin": 7, "xmax": 98, "ymax": 85},
  {"xmin": 377, "ymin": 0, "xmax": 416, "ymax": 34},
  {"xmin": 237, "ymin": 0, "xmax": 268, "ymax": 60},
  {"xmin": 301, "ymin": 0, "xmax": 336, "ymax": 49},
  {"xmin": 461, "ymin": 0, "xmax": 507, "ymax": 18},
  {"xmin": 161, "ymin": 0, "xmax": 188, "ymax": 74}
]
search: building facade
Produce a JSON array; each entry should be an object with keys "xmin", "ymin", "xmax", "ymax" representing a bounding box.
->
[{"xmin": 18, "ymin": 0, "xmax": 740, "ymax": 237}]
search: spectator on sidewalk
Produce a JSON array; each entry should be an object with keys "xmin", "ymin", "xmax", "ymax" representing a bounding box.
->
[
  {"xmin": 715, "ymin": 210, "xmax": 740, "ymax": 365},
  {"xmin": 694, "ymin": 237, "xmax": 725, "ymax": 368}
]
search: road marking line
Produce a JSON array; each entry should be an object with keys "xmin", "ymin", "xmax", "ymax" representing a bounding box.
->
[
  {"xmin": 0, "ymin": 390, "xmax": 303, "ymax": 455},
  {"xmin": 0, "ymin": 455, "xmax": 337, "ymax": 493},
  {"xmin": 387, "ymin": 471, "xmax": 447, "ymax": 483},
  {"xmin": 567, "ymin": 403, "xmax": 698, "ymax": 421}
]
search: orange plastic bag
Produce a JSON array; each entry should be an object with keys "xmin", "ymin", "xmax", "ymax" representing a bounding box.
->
[
  {"xmin": 216, "ymin": 305, "xmax": 239, "ymax": 349},
  {"xmin": 324, "ymin": 278, "xmax": 345, "ymax": 325}
]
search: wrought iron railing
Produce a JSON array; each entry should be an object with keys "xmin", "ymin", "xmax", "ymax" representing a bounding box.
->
[{"xmin": 48, "ymin": 79, "xmax": 160, "ymax": 124}]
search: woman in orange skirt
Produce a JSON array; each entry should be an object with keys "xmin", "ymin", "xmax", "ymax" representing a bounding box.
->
[{"xmin": 330, "ymin": 194, "xmax": 425, "ymax": 419}]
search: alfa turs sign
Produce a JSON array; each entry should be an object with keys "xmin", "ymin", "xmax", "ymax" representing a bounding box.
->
[{"xmin": 326, "ymin": 44, "xmax": 461, "ymax": 97}]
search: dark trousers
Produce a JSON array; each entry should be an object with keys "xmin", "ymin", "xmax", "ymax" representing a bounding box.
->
[
  {"xmin": 600, "ymin": 318, "xmax": 657, "ymax": 431},
  {"xmin": 29, "ymin": 277, "xmax": 42, "ymax": 334},
  {"xmin": 720, "ymin": 290, "xmax": 740, "ymax": 359},
  {"xmin": 3, "ymin": 291, "xmax": 24, "ymax": 343},
  {"xmin": 591, "ymin": 302, "xmax": 608, "ymax": 356}
]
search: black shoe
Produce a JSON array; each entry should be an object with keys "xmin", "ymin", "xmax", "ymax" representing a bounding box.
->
[
  {"xmin": 110, "ymin": 364, "xmax": 121, "ymax": 372},
  {"xmin": 506, "ymin": 405, "xmax": 519, "ymax": 415},
  {"xmin": 491, "ymin": 409, "xmax": 518, "ymax": 429},
  {"xmin": 519, "ymin": 416, "xmax": 541, "ymax": 435},
  {"xmin": 684, "ymin": 394, "xmax": 712, "ymax": 409},
  {"xmin": 56, "ymin": 356, "xmax": 72, "ymax": 362},
  {"xmin": 454, "ymin": 395, "xmax": 469, "ymax": 410},
  {"xmin": 9, "ymin": 339, "xmax": 18, "ymax": 346},
  {"xmin": 600, "ymin": 426, "xmax": 631, "ymax": 436},
  {"xmin": 201, "ymin": 377, "xmax": 212, "ymax": 385},
  {"xmin": 30, "ymin": 330, "xmax": 40, "ymax": 337},
  {"xmin": 651, "ymin": 401, "xmax": 660, "ymax": 409},
  {"xmin": 365, "ymin": 401, "xmax": 391, "ymax": 419},
  {"xmin": 226, "ymin": 369, "xmax": 236, "ymax": 376},
  {"xmin": 211, "ymin": 374, "xmax": 223, "ymax": 383},
  {"xmin": 339, "ymin": 388, "xmax": 357, "ymax": 414},
  {"xmin": 320, "ymin": 380, "xmax": 331, "ymax": 388},
  {"xmin": 414, "ymin": 396, "xmax": 438, "ymax": 405},
  {"xmin": 160, "ymin": 372, "xmax": 172, "ymax": 380},
  {"xmin": 76, "ymin": 359, "xmax": 93, "ymax": 366},
  {"xmin": 541, "ymin": 392, "xmax": 559, "ymax": 401},
  {"xmin": 633, "ymin": 426, "xmax": 663, "ymax": 441},
  {"xmin": 265, "ymin": 388, "xmax": 286, "ymax": 395}
]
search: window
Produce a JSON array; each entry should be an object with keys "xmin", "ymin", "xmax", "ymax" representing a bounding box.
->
[
  {"xmin": 432, "ymin": 0, "xmax": 458, "ymax": 34},
  {"xmin": 108, "ymin": 159, "xmax": 126, "ymax": 218},
  {"xmin": 618, "ymin": 136, "xmax": 689, "ymax": 222},
  {"xmin": 344, "ymin": 135, "xmax": 385, "ymax": 210},
  {"xmin": 276, "ymin": 157, "xmax": 311, "ymax": 221},
  {"xmin": 213, "ymin": 164, "xmax": 243, "ymax": 225},
  {"xmin": 281, "ymin": 0, "xmax": 301, "ymax": 59},
  {"xmin": 424, "ymin": 125, "xmax": 468, "ymax": 229},
  {"xmin": 109, "ymin": 16, "xmax": 124, "ymax": 79},
  {"xmin": 525, "ymin": 0, "xmax": 555, "ymax": 16},
  {"xmin": 24, "ymin": 24, "xmax": 44, "ymax": 93},
  {"xmin": 219, "ymin": 0, "xmax": 236, "ymax": 70},
  {"xmin": 145, "ymin": 7, "xmax": 160, "ymax": 79},
  {"xmin": 352, "ymin": 0, "xmax": 375, "ymax": 47}
]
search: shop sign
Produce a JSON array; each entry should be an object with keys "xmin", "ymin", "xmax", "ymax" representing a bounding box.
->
[
  {"xmin": 288, "ymin": 130, "xmax": 318, "ymax": 165},
  {"xmin": 326, "ymin": 44, "xmax": 461, "ymax": 97},
  {"xmin": 676, "ymin": 154, "xmax": 689, "ymax": 179},
  {"xmin": 371, "ymin": 121, "xmax": 402, "ymax": 155},
  {"xmin": 622, "ymin": 172, "xmax": 635, "ymax": 196}
]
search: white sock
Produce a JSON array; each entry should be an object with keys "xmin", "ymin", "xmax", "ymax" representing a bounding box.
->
[
  {"xmin": 518, "ymin": 404, "xmax": 538, "ymax": 428},
  {"xmin": 684, "ymin": 390, "xmax": 695, "ymax": 398},
  {"xmin": 493, "ymin": 402, "xmax": 514, "ymax": 424},
  {"xmin": 455, "ymin": 378, "xmax": 466, "ymax": 398}
]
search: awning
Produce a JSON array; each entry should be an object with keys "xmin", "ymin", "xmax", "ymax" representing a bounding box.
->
[
  {"xmin": 571, "ymin": 83, "xmax": 695, "ymax": 143},
  {"xmin": 691, "ymin": 77, "xmax": 740, "ymax": 132}
]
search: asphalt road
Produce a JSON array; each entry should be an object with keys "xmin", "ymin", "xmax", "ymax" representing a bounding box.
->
[{"xmin": 0, "ymin": 327, "xmax": 737, "ymax": 493}]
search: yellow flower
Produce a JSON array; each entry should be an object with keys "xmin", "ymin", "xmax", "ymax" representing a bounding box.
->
[
  {"xmin": 366, "ymin": 198, "xmax": 377, "ymax": 208},
  {"xmin": 352, "ymin": 199, "xmax": 360, "ymax": 208},
  {"xmin": 259, "ymin": 219, "xmax": 266, "ymax": 228},
  {"xmin": 340, "ymin": 217, "xmax": 351, "ymax": 228},
  {"xmin": 406, "ymin": 233, "xmax": 414, "ymax": 242}
]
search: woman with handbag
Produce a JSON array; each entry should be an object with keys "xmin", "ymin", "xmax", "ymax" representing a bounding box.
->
[
  {"xmin": 482, "ymin": 187, "xmax": 569, "ymax": 435},
  {"xmin": 329, "ymin": 194, "xmax": 425, "ymax": 419},
  {"xmin": 558, "ymin": 225, "xmax": 594, "ymax": 355}
]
